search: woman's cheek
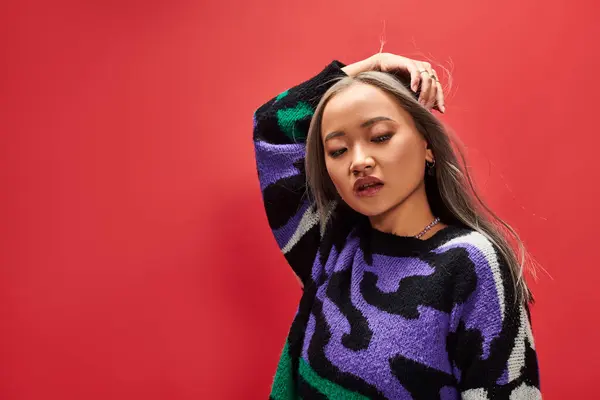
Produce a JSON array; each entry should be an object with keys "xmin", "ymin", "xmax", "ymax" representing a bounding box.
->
[{"xmin": 333, "ymin": 177, "xmax": 350, "ymax": 198}]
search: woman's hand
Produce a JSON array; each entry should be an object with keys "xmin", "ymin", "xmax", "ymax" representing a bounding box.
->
[{"xmin": 341, "ymin": 53, "xmax": 445, "ymax": 113}]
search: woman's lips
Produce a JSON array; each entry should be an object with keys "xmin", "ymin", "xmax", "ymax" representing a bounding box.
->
[
  {"xmin": 355, "ymin": 183, "xmax": 383, "ymax": 197},
  {"xmin": 353, "ymin": 176, "xmax": 384, "ymax": 192}
]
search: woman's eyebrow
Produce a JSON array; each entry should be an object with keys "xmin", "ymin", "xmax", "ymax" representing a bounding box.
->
[
  {"xmin": 360, "ymin": 116, "xmax": 395, "ymax": 128},
  {"xmin": 324, "ymin": 116, "xmax": 395, "ymax": 142}
]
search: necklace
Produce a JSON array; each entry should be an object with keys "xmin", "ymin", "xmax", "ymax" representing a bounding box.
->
[{"xmin": 414, "ymin": 217, "xmax": 441, "ymax": 239}]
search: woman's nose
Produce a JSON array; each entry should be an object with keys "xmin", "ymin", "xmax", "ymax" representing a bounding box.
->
[{"xmin": 351, "ymin": 150, "xmax": 375, "ymax": 175}]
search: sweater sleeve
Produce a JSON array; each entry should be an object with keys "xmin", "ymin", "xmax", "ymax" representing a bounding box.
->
[
  {"xmin": 252, "ymin": 61, "xmax": 346, "ymax": 288},
  {"xmin": 447, "ymin": 235, "xmax": 542, "ymax": 399}
]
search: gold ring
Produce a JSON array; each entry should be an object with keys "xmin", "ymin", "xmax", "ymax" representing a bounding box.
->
[{"xmin": 419, "ymin": 70, "xmax": 429, "ymax": 75}]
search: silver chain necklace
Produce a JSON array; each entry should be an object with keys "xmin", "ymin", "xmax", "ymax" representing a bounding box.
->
[{"xmin": 414, "ymin": 217, "xmax": 441, "ymax": 239}]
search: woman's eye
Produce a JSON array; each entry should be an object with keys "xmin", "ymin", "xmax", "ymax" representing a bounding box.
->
[
  {"xmin": 329, "ymin": 149, "xmax": 346, "ymax": 158},
  {"xmin": 372, "ymin": 134, "xmax": 392, "ymax": 143},
  {"xmin": 328, "ymin": 134, "xmax": 391, "ymax": 158}
]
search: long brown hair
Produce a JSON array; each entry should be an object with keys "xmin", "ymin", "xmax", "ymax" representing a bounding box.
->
[{"xmin": 305, "ymin": 71, "xmax": 536, "ymax": 306}]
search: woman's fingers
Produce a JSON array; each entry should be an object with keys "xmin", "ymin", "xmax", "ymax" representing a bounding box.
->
[
  {"xmin": 374, "ymin": 53, "xmax": 445, "ymax": 113},
  {"xmin": 416, "ymin": 62, "xmax": 435, "ymax": 108},
  {"xmin": 425, "ymin": 67, "xmax": 438, "ymax": 109},
  {"xmin": 431, "ymin": 69, "xmax": 445, "ymax": 113},
  {"xmin": 405, "ymin": 60, "xmax": 422, "ymax": 93},
  {"xmin": 376, "ymin": 54, "xmax": 421, "ymax": 92}
]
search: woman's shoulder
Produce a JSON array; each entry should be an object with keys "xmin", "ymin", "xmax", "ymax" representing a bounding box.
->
[
  {"xmin": 436, "ymin": 225, "xmax": 499, "ymax": 255},
  {"xmin": 434, "ymin": 225, "xmax": 511, "ymax": 283},
  {"xmin": 435, "ymin": 226, "xmax": 505, "ymax": 271}
]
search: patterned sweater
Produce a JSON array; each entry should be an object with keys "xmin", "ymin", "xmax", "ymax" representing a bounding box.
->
[{"xmin": 253, "ymin": 61, "xmax": 541, "ymax": 400}]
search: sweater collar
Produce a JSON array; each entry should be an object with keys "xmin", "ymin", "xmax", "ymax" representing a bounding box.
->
[{"xmin": 355, "ymin": 216, "xmax": 470, "ymax": 257}]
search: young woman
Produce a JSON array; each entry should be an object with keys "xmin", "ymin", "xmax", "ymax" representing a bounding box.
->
[{"xmin": 253, "ymin": 53, "xmax": 540, "ymax": 400}]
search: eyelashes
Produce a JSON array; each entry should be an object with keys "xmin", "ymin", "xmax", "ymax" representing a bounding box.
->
[
  {"xmin": 372, "ymin": 134, "xmax": 392, "ymax": 143},
  {"xmin": 328, "ymin": 133, "xmax": 393, "ymax": 158},
  {"xmin": 330, "ymin": 149, "xmax": 346, "ymax": 158}
]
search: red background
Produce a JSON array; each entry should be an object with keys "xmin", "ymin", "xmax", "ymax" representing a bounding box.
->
[{"xmin": 2, "ymin": 0, "xmax": 598, "ymax": 398}]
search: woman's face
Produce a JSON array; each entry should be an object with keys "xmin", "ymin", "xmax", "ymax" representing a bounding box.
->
[{"xmin": 320, "ymin": 82, "xmax": 433, "ymax": 217}]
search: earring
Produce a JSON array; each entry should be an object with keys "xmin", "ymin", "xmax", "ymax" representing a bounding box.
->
[{"xmin": 426, "ymin": 159, "xmax": 436, "ymax": 176}]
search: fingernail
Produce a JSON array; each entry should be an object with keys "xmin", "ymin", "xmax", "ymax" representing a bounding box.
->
[{"xmin": 441, "ymin": 105, "xmax": 446, "ymax": 113}]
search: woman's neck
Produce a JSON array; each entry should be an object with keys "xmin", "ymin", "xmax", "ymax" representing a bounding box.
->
[{"xmin": 369, "ymin": 184, "xmax": 445, "ymax": 239}]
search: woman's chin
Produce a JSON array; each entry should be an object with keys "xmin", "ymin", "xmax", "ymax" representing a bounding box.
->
[{"xmin": 347, "ymin": 202, "xmax": 391, "ymax": 218}]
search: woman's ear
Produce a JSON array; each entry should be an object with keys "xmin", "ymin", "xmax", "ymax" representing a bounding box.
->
[{"xmin": 425, "ymin": 147, "xmax": 434, "ymax": 163}]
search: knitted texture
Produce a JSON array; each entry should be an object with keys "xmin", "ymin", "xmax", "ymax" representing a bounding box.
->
[{"xmin": 253, "ymin": 61, "xmax": 541, "ymax": 400}]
